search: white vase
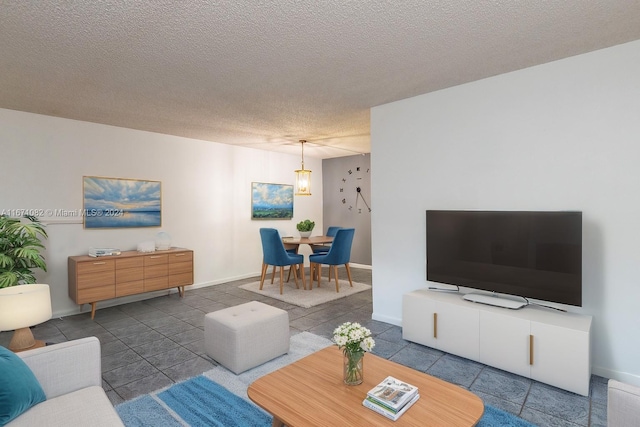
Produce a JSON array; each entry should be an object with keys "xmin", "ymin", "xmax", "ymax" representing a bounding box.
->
[{"xmin": 299, "ymin": 231, "xmax": 312, "ymax": 238}]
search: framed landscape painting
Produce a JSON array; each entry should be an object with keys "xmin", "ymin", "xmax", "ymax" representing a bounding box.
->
[
  {"xmin": 83, "ymin": 176, "xmax": 162, "ymax": 228},
  {"xmin": 251, "ymin": 182, "xmax": 293, "ymax": 220}
]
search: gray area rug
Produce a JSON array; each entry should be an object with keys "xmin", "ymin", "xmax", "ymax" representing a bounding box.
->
[
  {"xmin": 239, "ymin": 279, "xmax": 371, "ymax": 308},
  {"xmin": 202, "ymin": 331, "xmax": 333, "ymax": 401}
]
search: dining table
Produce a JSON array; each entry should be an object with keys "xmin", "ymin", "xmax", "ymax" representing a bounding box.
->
[
  {"xmin": 281, "ymin": 236, "xmax": 334, "ymax": 289},
  {"xmin": 282, "ymin": 235, "xmax": 334, "ymax": 247}
]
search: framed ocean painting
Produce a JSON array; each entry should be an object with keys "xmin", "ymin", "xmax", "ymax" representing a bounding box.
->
[
  {"xmin": 251, "ymin": 182, "xmax": 293, "ymax": 220},
  {"xmin": 83, "ymin": 176, "xmax": 162, "ymax": 228}
]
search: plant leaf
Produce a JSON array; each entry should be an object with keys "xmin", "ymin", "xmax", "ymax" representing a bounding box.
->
[{"xmin": 0, "ymin": 271, "xmax": 18, "ymax": 288}]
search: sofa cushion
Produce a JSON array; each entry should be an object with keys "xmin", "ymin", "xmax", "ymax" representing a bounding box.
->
[
  {"xmin": 0, "ymin": 346, "xmax": 46, "ymax": 425},
  {"xmin": 6, "ymin": 386, "xmax": 124, "ymax": 427}
]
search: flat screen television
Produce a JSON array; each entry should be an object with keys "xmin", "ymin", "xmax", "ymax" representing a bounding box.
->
[{"xmin": 426, "ymin": 210, "xmax": 582, "ymax": 307}]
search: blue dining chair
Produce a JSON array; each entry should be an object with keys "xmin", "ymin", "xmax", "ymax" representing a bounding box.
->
[
  {"xmin": 259, "ymin": 228, "xmax": 306, "ymax": 294},
  {"xmin": 309, "ymin": 226, "xmax": 341, "ymax": 254},
  {"xmin": 280, "ymin": 237, "xmax": 299, "ymax": 282},
  {"xmin": 308, "ymin": 228, "xmax": 355, "ymax": 292}
]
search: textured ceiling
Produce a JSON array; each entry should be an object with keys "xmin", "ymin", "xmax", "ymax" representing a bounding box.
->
[{"xmin": 2, "ymin": 1, "xmax": 640, "ymax": 159}]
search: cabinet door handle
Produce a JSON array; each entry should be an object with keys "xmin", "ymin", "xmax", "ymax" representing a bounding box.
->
[
  {"xmin": 529, "ymin": 334, "xmax": 534, "ymax": 365},
  {"xmin": 433, "ymin": 313, "xmax": 438, "ymax": 339},
  {"xmin": 92, "ymin": 262, "xmax": 106, "ymax": 265},
  {"xmin": 149, "ymin": 256, "xmax": 162, "ymax": 259},
  {"xmin": 174, "ymin": 253, "xmax": 185, "ymax": 257}
]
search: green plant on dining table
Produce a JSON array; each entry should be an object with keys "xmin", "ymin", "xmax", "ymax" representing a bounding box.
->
[
  {"xmin": 0, "ymin": 215, "xmax": 48, "ymax": 288},
  {"xmin": 296, "ymin": 219, "xmax": 315, "ymax": 232}
]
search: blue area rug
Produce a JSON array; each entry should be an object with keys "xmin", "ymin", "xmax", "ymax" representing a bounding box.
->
[
  {"xmin": 478, "ymin": 404, "xmax": 537, "ymax": 427},
  {"xmin": 116, "ymin": 375, "xmax": 271, "ymax": 427}
]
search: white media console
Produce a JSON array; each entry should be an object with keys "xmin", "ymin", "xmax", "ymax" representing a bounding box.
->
[{"xmin": 402, "ymin": 289, "xmax": 592, "ymax": 396}]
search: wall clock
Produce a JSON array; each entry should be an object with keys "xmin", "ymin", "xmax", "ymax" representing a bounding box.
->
[{"xmin": 340, "ymin": 166, "xmax": 371, "ymax": 213}]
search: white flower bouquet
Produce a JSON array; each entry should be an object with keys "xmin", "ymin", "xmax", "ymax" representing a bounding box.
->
[
  {"xmin": 333, "ymin": 322, "xmax": 376, "ymax": 354},
  {"xmin": 333, "ymin": 322, "xmax": 375, "ymax": 385}
]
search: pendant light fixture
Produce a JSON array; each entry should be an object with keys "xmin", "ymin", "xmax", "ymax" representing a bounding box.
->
[{"xmin": 295, "ymin": 140, "xmax": 312, "ymax": 196}]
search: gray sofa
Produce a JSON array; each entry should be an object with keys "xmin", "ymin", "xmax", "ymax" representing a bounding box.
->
[
  {"xmin": 608, "ymin": 379, "xmax": 640, "ymax": 427},
  {"xmin": 8, "ymin": 337, "xmax": 123, "ymax": 427}
]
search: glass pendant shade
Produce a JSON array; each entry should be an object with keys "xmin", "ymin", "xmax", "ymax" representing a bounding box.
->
[
  {"xmin": 295, "ymin": 140, "xmax": 312, "ymax": 196},
  {"xmin": 295, "ymin": 168, "xmax": 312, "ymax": 195}
]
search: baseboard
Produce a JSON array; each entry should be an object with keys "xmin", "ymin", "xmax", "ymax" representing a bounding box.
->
[
  {"xmin": 372, "ymin": 312, "xmax": 401, "ymax": 327},
  {"xmin": 593, "ymin": 366, "xmax": 640, "ymax": 387},
  {"xmin": 349, "ymin": 263, "xmax": 371, "ymax": 270}
]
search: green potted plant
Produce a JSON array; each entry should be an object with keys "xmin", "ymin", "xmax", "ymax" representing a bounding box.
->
[
  {"xmin": 296, "ymin": 219, "xmax": 315, "ymax": 238},
  {"xmin": 0, "ymin": 215, "xmax": 48, "ymax": 288}
]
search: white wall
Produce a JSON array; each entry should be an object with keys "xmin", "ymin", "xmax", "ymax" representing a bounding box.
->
[
  {"xmin": 1, "ymin": 109, "xmax": 322, "ymax": 317},
  {"xmin": 371, "ymin": 39, "xmax": 640, "ymax": 385}
]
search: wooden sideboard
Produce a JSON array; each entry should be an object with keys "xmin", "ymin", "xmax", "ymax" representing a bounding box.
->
[{"xmin": 68, "ymin": 248, "xmax": 193, "ymax": 319}]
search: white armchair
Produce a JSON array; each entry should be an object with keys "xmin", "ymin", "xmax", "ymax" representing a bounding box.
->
[
  {"xmin": 8, "ymin": 337, "xmax": 123, "ymax": 427},
  {"xmin": 608, "ymin": 379, "xmax": 640, "ymax": 427}
]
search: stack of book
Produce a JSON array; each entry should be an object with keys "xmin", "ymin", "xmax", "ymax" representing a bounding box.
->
[
  {"xmin": 362, "ymin": 376, "xmax": 420, "ymax": 421},
  {"xmin": 88, "ymin": 247, "xmax": 121, "ymax": 257}
]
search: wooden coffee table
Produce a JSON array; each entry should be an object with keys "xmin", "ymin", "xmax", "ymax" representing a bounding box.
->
[{"xmin": 248, "ymin": 346, "xmax": 484, "ymax": 426}]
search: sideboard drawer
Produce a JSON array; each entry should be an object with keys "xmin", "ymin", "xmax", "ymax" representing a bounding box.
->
[
  {"xmin": 77, "ymin": 259, "xmax": 115, "ymax": 275},
  {"xmin": 145, "ymin": 264, "xmax": 168, "ymax": 279},
  {"xmin": 116, "ymin": 267, "xmax": 144, "ymax": 283},
  {"xmin": 77, "ymin": 285, "xmax": 115, "ymax": 303},
  {"xmin": 77, "ymin": 270, "xmax": 115, "ymax": 289},
  {"xmin": 169, "ymin": 251, "xmax": 193, "ymax": 263},
  {"xmin": 116, "ymin": 280, "xmax": 144, "ymax": 297},
  {"xmin": 116, "ymin": 257, "xmax": 143, "ymax": 269},
  {"xmin": 144, "ymin": 276, "xmax": 168, "ymax": 292},
  {"xmin": 169, "ymin": 272, "xmax": 193, "ymax": 287},
  {"xmin": 144, "ymin": 254, "xmax": 168, "ymax": 266},
  {"xmin": 169, "ymin": 261, "xmax": 192, "ymax": 275}
]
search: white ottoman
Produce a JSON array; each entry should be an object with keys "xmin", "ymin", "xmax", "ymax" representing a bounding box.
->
[{"xmin": 204, "ymin": 301, "xmax": 290, "ymax": 374}]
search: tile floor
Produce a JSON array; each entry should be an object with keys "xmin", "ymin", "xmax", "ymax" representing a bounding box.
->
[{"xmin": 1, "ymin": 267, "xmax": 607, "ymax": 426}]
